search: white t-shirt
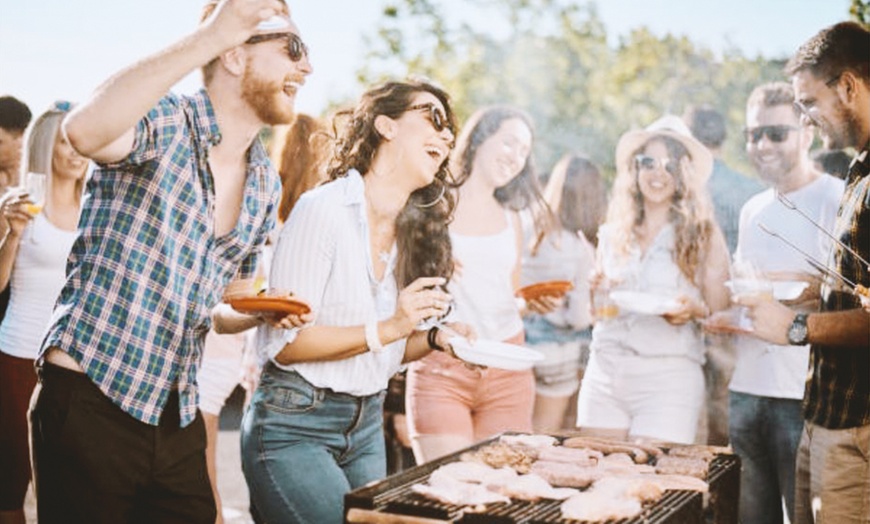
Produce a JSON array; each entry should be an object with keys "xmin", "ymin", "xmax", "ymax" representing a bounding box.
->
[
  {"xmin": 729, "ymin": 174, "xmax": 844, "ymax": 399},
  {"xmin": 0, "ymin": 213, "xmax": 79, "ymax": 359},
  {"xmin": 521, "ymin": 228, "xmax": 595, "ymax": 331}
]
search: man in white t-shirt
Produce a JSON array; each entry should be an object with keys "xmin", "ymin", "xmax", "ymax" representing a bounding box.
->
[{"xmin": 727, "ymin": 82, "xmax": 844, "ymax": 524}]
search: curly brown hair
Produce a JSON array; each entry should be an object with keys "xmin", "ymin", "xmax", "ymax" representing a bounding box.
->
[{"xmin": 327, "ymin": 79, "xmax": 458, "ymax": 288}]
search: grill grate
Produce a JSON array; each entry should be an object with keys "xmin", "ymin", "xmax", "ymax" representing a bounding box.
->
[{"xmin": 345, "ymin": 436, "xmax": 739, "ymax": 524}]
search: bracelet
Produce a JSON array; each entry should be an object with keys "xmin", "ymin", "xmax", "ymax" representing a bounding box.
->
[
  {"xmin": 365, "ymin": 319, "xmax": 384, "ymax": 353},
  {"xmin": 427, "ymin": 326, "xmax": 444, "ymax": 351}
]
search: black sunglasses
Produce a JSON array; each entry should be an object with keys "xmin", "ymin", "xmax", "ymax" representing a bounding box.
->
[
  {"xmin": 634, "ymin": 154, "xmax": 675, "ymax": 174},
  {"xmin": 245, "ymin": 32, "xmax": 308, "ymax": 62},
  {"xmin": 744, "ymin": 125, "xmax": 798, "ymax": 144},
  {"xmin": 408, "ymin": 103, "xmax": 452, "ymax": 134}
]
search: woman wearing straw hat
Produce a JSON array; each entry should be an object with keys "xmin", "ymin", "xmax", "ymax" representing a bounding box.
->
[{"xmin": 575, "ymin": 115, "xmax": 731, "ymax": 444}]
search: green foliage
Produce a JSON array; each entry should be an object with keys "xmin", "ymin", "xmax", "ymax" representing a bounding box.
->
[
  {"xmin": 851, "ymin": 0, "xmax": 870, "ymax": 26},
  {"xmin": 353, "ymin": 0, "xmax": 811, "ymax": 178}
]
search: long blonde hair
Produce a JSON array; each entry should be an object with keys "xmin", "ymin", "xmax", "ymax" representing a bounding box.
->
[
  {"xmin": 605, "ymin": 135, "xmax": 715, "ymax": 282},
  {"xmin": 21, "ymin": 102, "xmax": 86, "ymax": 200}
]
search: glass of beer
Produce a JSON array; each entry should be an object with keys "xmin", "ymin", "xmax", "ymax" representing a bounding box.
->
[{"xmin": 24, "ymin": 172, "xmax": 47, "ymax": 243}]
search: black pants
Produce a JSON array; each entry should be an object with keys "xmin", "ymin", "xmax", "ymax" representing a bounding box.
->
[{"xmin": 30, "ymin": 363, "xmax": 216, "ymax": 524}]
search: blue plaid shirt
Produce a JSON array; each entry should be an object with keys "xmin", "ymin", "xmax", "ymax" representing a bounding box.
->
[{"xmin": 41, "ymin": 89, "xmax": 280, "ymax": 426}]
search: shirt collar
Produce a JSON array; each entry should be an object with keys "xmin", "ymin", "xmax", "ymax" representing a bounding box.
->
[
  {"xmin": 848, "ymin": 143, "xmax": 869, "ymax": 180},
  {"xmin": 343, "ymin": 169, "xmax": 366, "ymax": 206},
  {"xmin": 190, "ymin": 88, "xmax": 222, "ymax": 147},
  {"xmin": 192, "ymin": 88, "xmax": 270, "ymax": 170}
]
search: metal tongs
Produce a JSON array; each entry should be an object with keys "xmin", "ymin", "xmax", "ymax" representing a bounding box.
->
[
  {"xmin": 758, "ymin": 222, "xmax": 868, "ymax": 304},
  {"xmin": 776, "ymin": 191, "xmax": 870, "ymax": 272}
]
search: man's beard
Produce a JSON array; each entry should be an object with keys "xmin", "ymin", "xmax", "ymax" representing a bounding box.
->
[
  {"xmin": 241, "ymin": 64, "xmax": 295, "ymax": 126},
  {"xmin": 754, "ymin": 151, "xmax": 800, "ymax": 188},
  {"xmin": 823, "ymin": 102, "xmax": 861, "ymax": 150}
]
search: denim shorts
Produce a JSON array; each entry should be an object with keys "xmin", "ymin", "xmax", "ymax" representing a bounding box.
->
[{"xmin": 240, "ymin": 364, "xmax": 386, "ymax": 524}]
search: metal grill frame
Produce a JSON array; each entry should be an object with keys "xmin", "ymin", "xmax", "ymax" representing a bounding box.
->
[{"xmin": 345, "ymin": 435, "xmax": 739, "ymax": 524}]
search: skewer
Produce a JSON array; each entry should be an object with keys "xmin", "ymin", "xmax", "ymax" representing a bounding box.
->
[
  {"xmin": 758, "ymin": 222, "xmax": 866, "ymax": 297},
  {"xmin": 776, "ymin": 190, "xmax": 870, "ymax": 271}
]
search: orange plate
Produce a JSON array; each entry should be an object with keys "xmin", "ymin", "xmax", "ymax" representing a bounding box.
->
[
  {"xmin": 515, "ymin": 280, "xmax": 574, "ymax": 301},
  {"xmin": 226, "ymin": 296, "xmax": 311, "ymax": 316}
]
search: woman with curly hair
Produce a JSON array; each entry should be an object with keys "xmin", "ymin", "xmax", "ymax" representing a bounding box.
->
[
  {"xmin": 575, "ymin": 115, "xmax": 730, "ymax": 444},
  {"xmin": 237, "ymin": 79, "xmax": 472, "ymax": 523},
  {"xmin": 406, "ymin": 105, "xmax": 553, "ymax": 463}
]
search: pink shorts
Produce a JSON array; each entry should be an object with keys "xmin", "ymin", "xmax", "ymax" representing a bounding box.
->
[{"xmin": 406, "ymin": 335, "xmax": 534, "ymax": 441}]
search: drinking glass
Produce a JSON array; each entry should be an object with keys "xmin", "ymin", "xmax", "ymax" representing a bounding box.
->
[
  {"xmin": 726, "ymin": 277, "xmax": 773, "ymax": 331},
  {"xmin": 24, "ymin": 172, "xmax": 47, "ymax": 243},
  {"xmin": 592, "ymin": 286, "xmax": 619, "ymax": 320},
  {"xmin": 24, "ymin": 172, "xmax": 47, "ymax": 215}
]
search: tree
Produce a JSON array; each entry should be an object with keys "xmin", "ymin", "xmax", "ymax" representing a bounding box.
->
[
  {"xmin": 357, "ymin": 0, "xmax": 786, "ymax": 176},
  {"xmin": 851, "ymin": 0, "xmax": 870, "ymax": 26}
]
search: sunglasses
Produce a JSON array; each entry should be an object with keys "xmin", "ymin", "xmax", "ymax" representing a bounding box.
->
[
  {"xmin": 245, "ymin": 32, "xmax": 308, "ymax": 62},
  {"xmin": 792, "ymin": 74, "xmax": 841, "ymax": 125},
  {"xmin": 634, "ymin": 154, "xmax": 675, "ymax": 174},
  {"xmin": 408, "ymin": 103, "xmax": 452, "ymax": 134},
  {"xmin": 744, "ymin": 125, "xmax": 798, "ymax": 144}
]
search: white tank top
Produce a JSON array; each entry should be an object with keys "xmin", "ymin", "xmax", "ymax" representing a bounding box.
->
[
  {"xmin": 0, "ymin": 213, "xmax": 78, "ymax": 359},
  {"xmin": 449, "ymin": 212, "xmax": 523, "ymax": 341}
]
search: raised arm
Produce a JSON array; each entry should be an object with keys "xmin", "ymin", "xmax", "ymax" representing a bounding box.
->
[{"xmin": 63, "ymin": 0, "xmax": 286, "ymax": 163}]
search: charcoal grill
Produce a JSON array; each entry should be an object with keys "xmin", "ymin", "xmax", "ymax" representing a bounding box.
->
[{"xmin": 345, "ymin": 435, "xmax": 739, "ymax": 524}]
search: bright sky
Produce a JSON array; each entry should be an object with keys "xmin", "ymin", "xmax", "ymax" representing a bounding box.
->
[{"xmin": 0, "ymin": 0, "xmax": 849, "ymax": 119}]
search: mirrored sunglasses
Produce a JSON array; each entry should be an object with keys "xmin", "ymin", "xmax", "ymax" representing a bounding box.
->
[
  {"xmin": 744, "ymin": 125, "xmax": 798, "ymax": 144},
  {"xmin": 245, "ymin": 32, "xmax": 308, "ymax": 62},
  {"xmin": 634, "ymin": 154, "xmax": 675, "ymax": 174},
  {"xmin": 408, "ymin": 103, "xmax": 452, "ymax": 134}
]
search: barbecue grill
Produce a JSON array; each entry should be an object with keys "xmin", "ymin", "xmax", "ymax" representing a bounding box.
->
[{"xmin": 345, "ymin": 434, "xmax": 739, "ymax": 524}]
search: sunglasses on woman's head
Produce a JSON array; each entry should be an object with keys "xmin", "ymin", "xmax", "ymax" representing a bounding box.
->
[
  {"xmin": 409, "ymin": 103, "xmax": 452, "ymax": 134},
  {"xmin": 744, "ymin": 125, "xmax": 798, "ymax": 144},
  {"xmin": 634, "ymin": 155, "xmax": 675, "ymax": 174},
  {"xmin": 245, "ymin": 32, "xmax": 308, "ymax": 62}
]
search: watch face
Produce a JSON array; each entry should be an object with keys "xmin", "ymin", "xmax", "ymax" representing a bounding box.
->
[{"xmin": 788, "ymin": 315, "xmax": 808, "ymax": 345}]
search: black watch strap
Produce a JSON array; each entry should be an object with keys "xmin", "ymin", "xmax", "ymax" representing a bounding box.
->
[{"xmin": 427, "ymin": 326, "xmax": 444, "ymax": 351}]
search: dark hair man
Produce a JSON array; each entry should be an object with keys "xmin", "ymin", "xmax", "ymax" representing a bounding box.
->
[{"xmin": 739, "ymin": 21, "xmax": 869, "ymax": 524}]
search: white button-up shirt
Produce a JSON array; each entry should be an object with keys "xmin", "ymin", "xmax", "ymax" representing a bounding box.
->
[{"xmin": 258, "ymin": 170, "xmax": 406, "ymax": 396}]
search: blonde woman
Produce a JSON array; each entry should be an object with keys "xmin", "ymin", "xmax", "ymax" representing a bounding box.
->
[
  {"xmin": 0, "ymin": 101, "xmax": 86, "ymax": 524},
  {"xmin": 575, "ymin": 115, "xmax": 730, "ymax": 444}
]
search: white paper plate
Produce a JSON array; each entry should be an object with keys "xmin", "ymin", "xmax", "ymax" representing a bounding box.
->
[
  {"xmin": 449, "ymin": 337, "xmax": 544, "ymax": 371},
  {"xmin": 771, "ymin": 280, "xmax": 809, "ymax": 301},
  {"xmin": 609, "ymin": 291, "xmax": 681, "ymax": 316}
]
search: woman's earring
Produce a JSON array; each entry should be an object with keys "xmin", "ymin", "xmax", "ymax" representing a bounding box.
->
[{"xmin": 414, "ymin": 182, "xmax": 447, "ymax": 209}]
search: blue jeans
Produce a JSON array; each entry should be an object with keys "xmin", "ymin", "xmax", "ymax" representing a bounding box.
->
[
  {"xmin": 240, "ymin": 364, "xmax": 386, "ymax": 524},
  {"xmin": 729, "ymin": 390, "xmax": 804, "ymax": 524}
]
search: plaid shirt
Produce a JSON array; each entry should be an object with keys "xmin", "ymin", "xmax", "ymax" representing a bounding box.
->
[
  {"xmin": 805, "ymin": 144, "xmax": 870, "ymax": 429},
  {"xmin": 41, "ymin": 89, "xmax": 280, "ymax": 426}
]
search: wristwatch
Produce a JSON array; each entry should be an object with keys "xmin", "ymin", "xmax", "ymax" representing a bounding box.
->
[{"xmin": 787, "ymin": 313, "xmax": 809, "ymax": 346}]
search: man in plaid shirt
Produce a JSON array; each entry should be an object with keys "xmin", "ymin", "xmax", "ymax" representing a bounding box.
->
[
  {"xmin": 29, "ymin": 1, "xmax": 312, "ymax": 522},
  {"xmin": 740, "ymin": 22, "xmax": 869, "ymax": 523}
]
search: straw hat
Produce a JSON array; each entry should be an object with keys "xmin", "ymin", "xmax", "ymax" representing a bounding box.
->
[{"xmin": 614, "ymin": 114, "xmax": 713, "ymax": 184}]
